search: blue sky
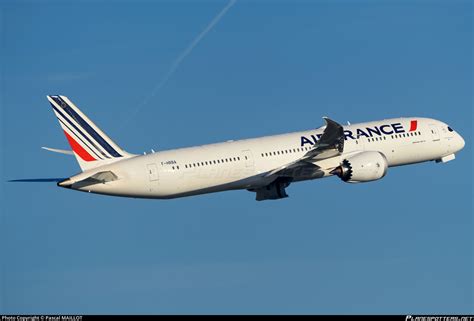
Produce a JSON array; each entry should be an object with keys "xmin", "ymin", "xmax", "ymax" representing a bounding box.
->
[{"xmin": 1, "ymin": 0, "xmax": 472, "ymax": 314}]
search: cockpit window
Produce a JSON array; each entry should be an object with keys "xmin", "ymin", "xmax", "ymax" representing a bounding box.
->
[{"xmin": 447, "ymin": 126, "xmax": 454, "ymax": 132}]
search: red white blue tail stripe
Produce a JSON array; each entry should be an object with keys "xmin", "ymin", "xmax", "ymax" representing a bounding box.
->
[{"xmin": 47, "ymin": 95, "xmax": 131, "ymax": 170}]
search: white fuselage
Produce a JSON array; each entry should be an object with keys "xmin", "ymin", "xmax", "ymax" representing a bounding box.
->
[{"xmin": 64, "ymin": 117, "xmax": 465, "ymax": 199}]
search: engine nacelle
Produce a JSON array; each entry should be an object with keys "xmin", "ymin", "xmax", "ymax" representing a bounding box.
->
[{"xmin": 330, "ymin": 151, "xmax": 388, "ymax": 183}]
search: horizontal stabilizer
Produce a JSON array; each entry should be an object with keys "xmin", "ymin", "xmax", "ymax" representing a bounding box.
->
[
  {"xmin": 9, "ymin": 178, "xmax": 67, "ymax": 182},
  {"xmin": 42, "ymin": 147, "xmax": 74, "ymax": 155},
  {"xmin": 58, "ymin": 170, "xmax": 118, "ymax": 188}
]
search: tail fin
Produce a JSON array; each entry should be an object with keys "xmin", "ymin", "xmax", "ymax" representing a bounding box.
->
[{"xmin": 47, "ymin": 95, "xmax": 135, "ymax": 171}]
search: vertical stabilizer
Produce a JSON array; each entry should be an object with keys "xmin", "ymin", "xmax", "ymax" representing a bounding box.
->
[{"xmin": 47, "ymin": 95, "xmax": 135, "ymax": 171}]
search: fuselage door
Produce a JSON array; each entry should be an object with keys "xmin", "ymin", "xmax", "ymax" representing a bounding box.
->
[
  {"xmin": 147, "ymin": 163, "xmax": 159, "ymax": 181},
  {"xmin": 241, "ymin": 150, "xmax": 254, "ymax": 168},
  {"xmin": 429, "ymin": 124, "xmax": 440, "ymax": 142}
]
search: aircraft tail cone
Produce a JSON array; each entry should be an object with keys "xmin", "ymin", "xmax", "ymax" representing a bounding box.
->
[{"xmin": 57, "ymin": 178, "xmax": 73, "ymax": 188}]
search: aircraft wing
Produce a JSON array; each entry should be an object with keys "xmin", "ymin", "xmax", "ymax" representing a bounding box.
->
[{"xmin": 264, "ymin": 117, "xmax": 344, "ymax": 178}]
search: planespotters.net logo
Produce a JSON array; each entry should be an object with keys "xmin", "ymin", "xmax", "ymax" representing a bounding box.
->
[{"xmin": 406, "ymin": 316, "xmax": 474, "ymax": 321}]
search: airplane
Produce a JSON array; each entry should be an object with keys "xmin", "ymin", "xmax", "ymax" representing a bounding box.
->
[{"xmin": 10, "ymin": 95, "xmax": 465, "ymax": 201}]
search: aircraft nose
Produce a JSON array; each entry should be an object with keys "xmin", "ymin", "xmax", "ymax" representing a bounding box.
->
[{"xmin": 456, "ymin": 133, "xmax": 465, "ymax": 151}]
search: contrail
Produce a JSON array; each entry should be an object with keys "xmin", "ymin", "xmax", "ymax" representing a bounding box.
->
[{"xmin": 140, "ymin": 0, "xmax": 237, "ymax": 108}]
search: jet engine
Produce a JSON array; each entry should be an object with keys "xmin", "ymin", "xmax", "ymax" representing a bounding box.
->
[{"xmin": 330, "ymin": 151, "xmax": 388, "ymax": 183}]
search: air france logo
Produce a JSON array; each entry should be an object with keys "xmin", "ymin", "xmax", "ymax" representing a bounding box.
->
[{"xmin": 300, "ymin": 120, "xmax": 418, "ymax": 147}]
